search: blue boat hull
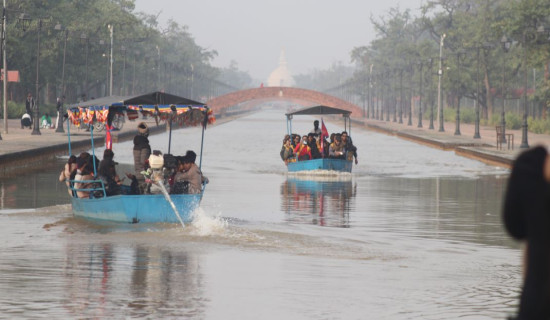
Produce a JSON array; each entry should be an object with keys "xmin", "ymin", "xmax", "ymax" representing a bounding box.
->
[
  {"xmin": 71, "ymin": 193, "xmax": 202, "ymax": 224},
  {"xmin": 287, "ymin": 158, "xmax": 353, "ymax": 173}
]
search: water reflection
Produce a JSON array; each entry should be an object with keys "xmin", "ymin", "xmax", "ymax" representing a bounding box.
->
[
  {"xmin": 280, "ymin": 176, "xmax": 356, "ymax": 227},
  {"xmin": 63, "ymin": 239, "xmax": 205, "ymax": 318},
  {"xmin": 0, "ymin": 160, "xmax": 70, "ymax": 210}
]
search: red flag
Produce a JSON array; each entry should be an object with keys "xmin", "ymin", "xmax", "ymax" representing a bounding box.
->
[
  {"xmin": 321, "ymin": 118, "xmax": 329, "ymax": 139},
  {"xmin": 320, "ymin": 118, "xmax": 329, "ymax": 156},
  {"xmin": 105, "ymin": 123, "xmax": 113, "ymax": 150}
]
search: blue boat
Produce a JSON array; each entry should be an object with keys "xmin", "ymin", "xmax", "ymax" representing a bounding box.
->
[
  {"xmin": 65, "ymin": 92, "xmax": 215, "ymax": 224},
  {"xmin": 285, "ymin": 105, "xmax": 354, "ymax": 173},
  {"xmin": 287, "ymin": 158, "xmax": 352, "ymax": 173},
  {"xmin": 71, "ymin": 193, "xmax": 202, "ymax": 224}
]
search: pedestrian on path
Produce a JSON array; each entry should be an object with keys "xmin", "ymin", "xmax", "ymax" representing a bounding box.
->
[{"xmin": 503, "ymin": 146, "xmax": 550, "ymax": 320}]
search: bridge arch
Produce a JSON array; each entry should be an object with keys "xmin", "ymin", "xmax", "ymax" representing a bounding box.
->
[{"xmin": 206, "ymin": 87, "xmax": 363, "ymax": 117}]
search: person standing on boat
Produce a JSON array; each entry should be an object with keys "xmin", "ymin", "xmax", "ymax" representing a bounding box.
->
[
  {"xmin": 503, "ymin": 146, "xmax": 550, "ymax": 320},
  {"xmin": 294, "ymin": 135, "xmax": 312, "ymax": 161},
  {"xmin": 173, "ymin": 151, "xmax": 207, "ymax": 194},
  {"xmin": 133, "ymin": 122, "xmax": 151, "ymax": 194},
  {"xmin": 310, "ymin": 120, "xmax": 322, "ymax": 140}
]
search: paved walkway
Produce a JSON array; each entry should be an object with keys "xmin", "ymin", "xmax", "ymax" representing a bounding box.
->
[
  {"xmin": 0, "ymin": 118, "xmax": 162, "ymax": 156},
  {"xmin": 0, "ymin": 111, "xmax": 548, "ymax": 170},
  {"xmin": 356, "ymin": 113, "xmax": 550, "ymax": 168}
]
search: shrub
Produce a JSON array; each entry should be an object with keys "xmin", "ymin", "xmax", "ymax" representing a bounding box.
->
[
  {"xmin": 528, "ymin": 117, "xmax": 550, "ymax": 134},
  {"xmin": 460, "ymin": 108, "xmax": 476, "ymax": 124},
  {"xmin": 505, "ymin": 113, "xmax": 522, "ymax": 130},
  {"xmin": 443, "ymin": 108, "xmax": 455, "ymax": 122},
  {"xmin": 3, "ymin": 101, "xmax": 57, "ymax": 119}
]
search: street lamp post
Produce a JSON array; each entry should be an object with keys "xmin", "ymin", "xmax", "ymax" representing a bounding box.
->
[
  {"xmin": 408, "ymin": 65, "xmax": 413, "ymax": 126},
  {"xmin": 386, "ymin": 71, "xmax": 390, "ymax": 122},
  {"xmin": 80, "ymin": 33, "xmax": 89, "ymax": 99},
  {"xmin": 54, "ymin": 24, "xmax": 67, "ymax": 133},
  {"xmin": 156, "ymin": 45, "xmax": 160, "ymax": 90},
  {"xmin": 190, "ymin": 63, "xmax": 194, "ymax": 100},
  {"xmin": 399, "ymin": 68, "xmax": 403, "ymax": 123},
  {"xmin": 374, "ymin": 73, "xmax": 383, "ymax": 120},
  {"xmin": 417, "ymin": 61, "xmax": 423, "ymax": 128},
  {"xmin": 454, "ymin": 51, "xmax": 464, "ymax": 136},
  {"xmin": 120, "ymin": 46, "xmax": 126, "ymax": 96},
  {"xmin": 520, "ymin": 30, "xmax": 530, "ymax": 148},
  {"xmin": 1, "ymin": 0, "xmax": 6, "ymax": 137},
  {"xmin": 474, "ymin": 46, "xmax": 481, "ymax": 138},
  {"xmin": 500, "ymin": 35, "xmax": 512, "ymax": 143},
  {"xmin": 393, "ymin": 70, "xmax": 397, "ymax": 122},
  {"xmin": 428, "ymin": 58, "xmax": 435, "ymax": 130},
  {"xmin": 19, "ymin": 13, "xmax": 43, "ymax": 135},
  {"xmin": 438, "ymin": 33, "xmax": 446, "ymax": 132},
  {"xmin": 108, "ymin": 24, "xmax": 113, "ymax": 96}
]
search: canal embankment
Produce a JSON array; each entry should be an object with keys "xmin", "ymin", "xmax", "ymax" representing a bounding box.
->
[
  {"xmin": 351, "ymin": 115, "xmax": 547, "ymax": 169},
  {"xmin": 0, "ymin": 109, "xmax": 254, "ymax": 178}
]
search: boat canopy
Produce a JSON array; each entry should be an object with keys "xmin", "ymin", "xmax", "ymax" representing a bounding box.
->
[
  {"xmin": 66, "ymin": 91, "xmax": 215, "ymax": 127},
  {"xmin": 285, "ymin": 105, "xmax": 352, "ymax": 117},
  {"xmin": 285, "ymin": 105, "xmax": 352, "ymax": 137}
]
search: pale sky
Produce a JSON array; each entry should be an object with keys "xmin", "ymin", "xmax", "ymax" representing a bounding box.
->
[{"xmin": 134, "ymin": 0, "xmax": 424, "ymax": 83}]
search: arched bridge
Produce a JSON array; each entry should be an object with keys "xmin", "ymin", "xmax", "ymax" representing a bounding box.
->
[{"xmin": 206, "ymin": 87, "xmax": 363, "ymax": 117}]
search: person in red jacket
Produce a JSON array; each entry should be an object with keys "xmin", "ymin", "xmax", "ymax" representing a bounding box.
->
[{"xmin": 294, "ymin": 135, "xmax": 311, "ymax": 161}]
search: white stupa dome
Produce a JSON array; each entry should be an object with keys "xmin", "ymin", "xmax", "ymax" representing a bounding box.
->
[{"xmin": 267, "ymin": 49, "xmax": 295, "ymax": 87}]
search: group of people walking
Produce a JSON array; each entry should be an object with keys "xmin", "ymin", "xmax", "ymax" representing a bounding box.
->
[
  {"xmin": 59, "ymin": 122, "xmax": 207, "ymax": 198},
  {"xmin": 280, "ymin": 120, "xmax": 358, "ymax": 165}
]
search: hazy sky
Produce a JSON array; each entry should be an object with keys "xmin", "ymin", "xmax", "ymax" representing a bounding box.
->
[{"xmin": 134, "ymin": 0, "xmax": 424, "ymax": 83}]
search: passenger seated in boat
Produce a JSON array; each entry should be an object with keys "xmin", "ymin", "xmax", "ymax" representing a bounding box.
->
[
  {"xmin": 133, "ymin": 122, "xmax": 151, "ymax": 194},
  {"xmin": 97, "ymin": 149, "xmax": 122, "ymax": 196},
  {"xmin": 308, "ymin": 133, "xmax": 322, "ymax": 159},
  {"xmin": 280, "ymin": 135, "xmax": 291, "ymax": 161},
  {"xmin": 320, "ymin": 135, "xmax": 330, "ymax": 158},
  {"xmin": 281, "ymin": 136, "xmax": 295, "ymax": 165},
  {"xmin": 294, "ymin": 135, "xmax": 312, "ymax": 161},
  {"xmin": 329, "ymin": 134, "xmax": 346, "ymax": 159},
  {"xmin": 172, "ymin": 150, "xmax": 207, "ymax": 194},
  {"xmin": 341, "ymin": 131, "xmax": 358, "ymax": 164},
  {"xmin": 59, "ymin": 155, "xmax": 77, "ymax": 196},
  {"xmin": 74, "ymin": 157, "xmax": 95, "ymax": 198},
  {"xmin": 292, "ymin": 134, "xmax": 301, "ymax": 148}
]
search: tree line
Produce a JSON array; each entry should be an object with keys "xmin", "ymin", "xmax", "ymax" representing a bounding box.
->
[
  {"xmin": 2, "ymin": 0, "xmax": 252, "ymax": 116},
  {"xmin": 300, "ymin": 0, "xmax": 550, "ymax": 132}
]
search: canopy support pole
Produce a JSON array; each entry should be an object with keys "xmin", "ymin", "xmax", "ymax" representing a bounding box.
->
[
  {"xmin": 286, "ymin": 114, "xmax": 293, "ymax": 137},
  {"xmin": 90, "ymin": 123, "xmax": 97, "ymax": 176},
  {"xmin": 67, "ymin": 113, "xmax": 72, "ymax": 156},
  {"xmin": 199, "ymin": 109, "xmax": 207, "ymax": 171}
]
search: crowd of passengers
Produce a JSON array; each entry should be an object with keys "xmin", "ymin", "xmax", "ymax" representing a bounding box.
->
[
  {"xmin": 59, "ymin": 122, "xmax": 208, "ymax": 198},
  {"xmin": 280, "ymin": 120, "xmax": 358, "ymax": 165}
]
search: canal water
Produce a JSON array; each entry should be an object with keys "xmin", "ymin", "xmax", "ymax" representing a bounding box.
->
[{"xmin": 0, "ymin": 110, "xmax": 521, "ymax": 319}]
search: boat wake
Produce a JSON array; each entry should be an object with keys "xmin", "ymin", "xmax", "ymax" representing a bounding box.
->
[{"xmin": 188, "ymin": 208, "xmax": 228, "ymax": 236}]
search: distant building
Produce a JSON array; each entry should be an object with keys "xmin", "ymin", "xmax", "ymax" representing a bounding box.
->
[{"xmin": 267, "ymin": 49, "xmax": 295, "ymax": 87}]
